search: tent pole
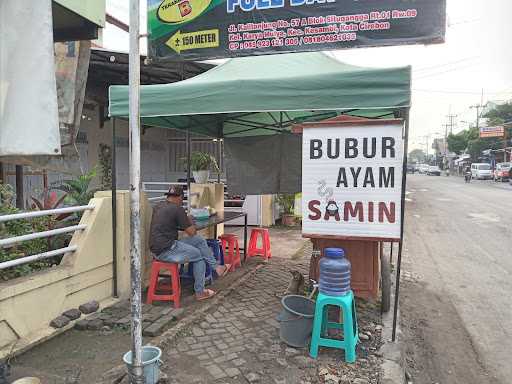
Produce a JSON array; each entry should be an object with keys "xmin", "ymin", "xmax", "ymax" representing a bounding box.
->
[
  {"xmin": 128, "ymin": 0, "xmax": 143, "ymax": 381},
  {"xmin": 217, "ymin": 123, "xmax": 222, "ymax": 183},
  {"xmin": 392, "ymin": 108, "xmax": 410, "ymax": 342},
  {"xmin": 112, "ymin": 118, "xmax": 118, "ymax": 298},
  {"xmin": 186, "ymin": 128, "xmax": 191, "ymax": 211}
]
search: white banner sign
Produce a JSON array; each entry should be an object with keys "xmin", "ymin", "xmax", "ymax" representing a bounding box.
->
[
  {"xmin": 0, "ymin": 0, "xmax": 60, "ymax": 156},
  {"xmin": 302, "ymin": 122, "xmax": 404, "ymax": 240}
]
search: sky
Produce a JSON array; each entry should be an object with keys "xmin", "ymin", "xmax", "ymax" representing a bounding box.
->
[{"xmin": 102, "ymin": 0, "xmax": 512, "ymax": 152}]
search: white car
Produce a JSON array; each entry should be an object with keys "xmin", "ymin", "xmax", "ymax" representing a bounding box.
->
[
  {"xmin": 471, "ymin": 163, "xmax": 492, "ymax": 180},
  {"xmin": 427, "ymin": 166, "xmax": 441, "ymax": 176},
  {"xmin": 419, "ymin": 164, "xmax": 430, "ymax": 174}
]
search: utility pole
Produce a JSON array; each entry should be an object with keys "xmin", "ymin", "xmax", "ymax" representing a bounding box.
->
[
  {"xmin": 443, "ymin": 114, "xmax": 457, "ymax": 169},
  {"xmin": 443, "ymin": 123, "xmax": 449, "ymax": 156},
  {"xmin": 128, "ymin": 0, "xmax": 143, "ymax": 382},
  {"xmin": 505, "ymin": 128, "xmax": 509, "ymax": 163},
  {"xmin": 421, "ymin": 135, "xmax": 430, "ymax": 161},
  {"xmin": 470, "ymin": 104, "xmax": 484, "ymax": 130},
  {"xmin": 446, "ymin": 114, "xmax": 458, "ymax": 135},
  {"xmin": 470, "ymin": 90, "xmax": 485, "ymax": 131}
]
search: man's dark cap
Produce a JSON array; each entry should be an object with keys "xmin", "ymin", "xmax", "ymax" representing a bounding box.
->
[{"xmin": 165, "ymin": 185, "xmax": 184, "ymax": 197}]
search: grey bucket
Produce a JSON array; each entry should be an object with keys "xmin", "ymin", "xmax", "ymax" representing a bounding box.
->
[
  {"xmin": 123, "ymin": 346, "xmax": 162, "ymax": 384},
  {"xmin": 277, "ymin": 295, "xmax": 316, "ymax": 348}
]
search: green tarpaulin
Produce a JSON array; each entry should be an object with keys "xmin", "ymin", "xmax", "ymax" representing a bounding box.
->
[{"xmin": 109, "ymin": 52, "xmax": 411, "ymax": 137}]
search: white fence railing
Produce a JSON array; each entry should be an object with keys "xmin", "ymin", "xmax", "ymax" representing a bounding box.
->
[
  {"xmin": 0, "ymin": 205, "xmax": 94, "ymax": 271},
  {"xmin": 142, "ymin": 181, "xmax": 199, "ymax": 204}
]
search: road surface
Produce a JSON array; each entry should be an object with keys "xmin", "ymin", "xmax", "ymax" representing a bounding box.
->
[{"xmin": 400, "ymin": 174, "xmax": 512, "ymax": 384}]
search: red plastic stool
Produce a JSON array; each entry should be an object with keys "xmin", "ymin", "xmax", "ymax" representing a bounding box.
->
[
  {"xmin": 219, "ymin": 234, "xmax": 242, "ymax": 271},
  {"xmin": 248, "ymin": 228, "xmax": 271, "ymax": 261},
  {"xmin": 147, "ymin": 260, "xmax": 181, "ymax": 308}
]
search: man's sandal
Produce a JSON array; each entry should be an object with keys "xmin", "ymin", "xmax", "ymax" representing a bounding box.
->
[{"xmin": 196, "ymin": 289, "xmax": 216, "ymax": 301}]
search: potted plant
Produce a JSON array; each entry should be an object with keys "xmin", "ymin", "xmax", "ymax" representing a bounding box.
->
[
  {"xmin": 189, "ymin": 152, "xmax": 220, "ymax": 184},
  {"xmin": 276, "ymin": 194, "xmax": 296, "ymax": 226}
]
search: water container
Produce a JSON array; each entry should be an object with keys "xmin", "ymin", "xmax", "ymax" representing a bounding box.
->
[{"xmin": 319, "ymin": 248, "xmax": 351, "ymax": 296}]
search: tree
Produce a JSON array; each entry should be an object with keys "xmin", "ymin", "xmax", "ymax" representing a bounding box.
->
[
  {"xmin": 483, "ymin": 102, "xmax": 512, "ymax": 125},
  {"xmin": 447, "ymin": 131, "xmax": 469, "ymax": 154},
  {"xmin": 444, "ymin": 103, "xmax": 512, "ymax": 161},
  {"xmin": 408, "ymin": 148, "xmax": 426, "ymax": 163}
]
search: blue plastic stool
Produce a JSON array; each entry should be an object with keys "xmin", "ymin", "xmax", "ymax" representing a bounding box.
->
[
  {"xmin": 180, "ymin": 239, "xmax": 224, "ymax": 281},
  {"xmin": 207, "ymin": 239, "xmax": 225, "ymax": 266},
  {"xmin": 309, "ymin": 290, "xmax": 359, "ymax": 363}
]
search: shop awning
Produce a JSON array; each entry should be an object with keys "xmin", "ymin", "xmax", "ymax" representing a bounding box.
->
[
  {"xmin": 52, "ymin": 0, "xmax": 105, "ymax": 42},
  {"xmin": 109, "ymin": 52, "xmax": 411, "ymax": 138}
]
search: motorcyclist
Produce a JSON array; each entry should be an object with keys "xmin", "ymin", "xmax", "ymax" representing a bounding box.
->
[{"xmin": 464, "ymin": 165, "xmax": 471, "ymax": 182}]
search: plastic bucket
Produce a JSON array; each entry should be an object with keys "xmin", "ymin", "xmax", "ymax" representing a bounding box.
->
[
  {"xmin": 12, "ymin": 379, "xmax": 41, "ymax": 384},
  {"xmin": 277, "ymin": 295, "xmax": 316, "ymax": 348},
  {"xmin": 123, "ymin": 346, "xmax": 162, "ymax": 384}
]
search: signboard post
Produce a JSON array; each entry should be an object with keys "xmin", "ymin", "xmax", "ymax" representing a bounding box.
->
[
  {"xmin": 148, "ymin": 0, "xmax": 446, "ymax": 60},
  {"xmin": 299, "ymin": 118, "xmax": 408, "ymax": 342},
  {"xmin": 302, "ymin": 121, "xmax": 404, "ymax": 240}
]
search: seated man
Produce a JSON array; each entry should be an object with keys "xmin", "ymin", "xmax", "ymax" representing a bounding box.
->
[{"xmin": 149, "ymin": 185, "xmax": 230, "ymax": 301}]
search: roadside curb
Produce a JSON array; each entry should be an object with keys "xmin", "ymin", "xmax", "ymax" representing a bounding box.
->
[
  {"xmin": 380, "ymin": 268, "xmax": 406, "ymax": 384},
  {"xmin": 99, "ymin": 262, "xmax": 266, "ymax": 384}
]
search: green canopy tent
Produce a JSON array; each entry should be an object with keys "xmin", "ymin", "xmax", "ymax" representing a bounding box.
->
[
  {"xmin": 109, "ymin": 51, "xmax": 412, "ymax": 367},
  {"xmin": 109, "ymin": 51, "xmax": 411, "ymax": 137},
  {"xmin": 109, "ymin": 51, "xmax": 411, "ymax": 198}
]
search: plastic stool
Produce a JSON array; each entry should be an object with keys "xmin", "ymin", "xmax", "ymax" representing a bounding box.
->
[
  {"xmin": 180, "ymin": 261, "xmax": 213, "ymax": 284},
  {"xmin": 219, "ymin": 234, "xmax": 241, "ymax": 271},
  {"xmin": 147, "ymin": 260, "xmax": 181, "ymax": 308},
  {"xmin": 207, "ymin": 239, "xmax": 225, "ymax": 266},
  {"xmin": 247, "ymin": 228, "xmax": 271, "ymax": 260},
  {"xmin": 182, "ymin": 239, "xmax": 224, "ymax": 280},
  {"xmin": 309, "ymin": 291, "xmax": 358, "ymax": 363}
]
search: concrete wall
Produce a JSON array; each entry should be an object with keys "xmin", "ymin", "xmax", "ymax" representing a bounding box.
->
[
  {"xmin": 0, "ymin": 194, "xmax": 115, "ymax": 358},
  {"xmin": 0, "ymin": 191, "xmax": 156, "ymax": 358}
]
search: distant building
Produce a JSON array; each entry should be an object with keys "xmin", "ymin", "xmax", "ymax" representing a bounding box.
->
[{"xmin": 432, "ymin": 138, "xmax": 448, "ymax": 157}]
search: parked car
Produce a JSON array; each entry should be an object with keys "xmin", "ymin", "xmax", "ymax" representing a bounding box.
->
[
  {"xmin": 493, "ymin": 162, "xmax": 510, "ymax": 182},
  {"xmin": 407, "ymin": 164, "xmax": 416, "ymax": 173},
  {"xmin": 427, "ymin": 165, "xmax": 441, "ymax": 176},
  {"xmin": 471, "ymin": 163, "xmax": 492, "ymax": 180},
  {"xmin": 419, "ymin": 164, "xmax": 430, "ymax": 174}
]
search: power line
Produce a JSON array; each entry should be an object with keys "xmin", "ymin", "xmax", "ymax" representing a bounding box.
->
[
  {"xmin": 413, "ymin": 88, "xmax": 512, "ymax": 95},
  {"xmin": 413, "ymin": 57, "xmax": 480, "ymax": 73},
  {"xmin": 414, "ymin": 62, "xmax": 483, "ymax": 80}
]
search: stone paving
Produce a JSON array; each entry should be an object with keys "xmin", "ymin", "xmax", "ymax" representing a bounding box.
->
[
  {"xmin": 8, "ymin": 228, "xmax": 384, "ymax": 383},
  {"xmin": 161, "ymin": 257, "xmax": 384, "ymax": 384}
]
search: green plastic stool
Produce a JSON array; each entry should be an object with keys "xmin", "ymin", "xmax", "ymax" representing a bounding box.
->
[{"xmin": 309, "ymin": 290, "xmax": 359, "ymax": 363}]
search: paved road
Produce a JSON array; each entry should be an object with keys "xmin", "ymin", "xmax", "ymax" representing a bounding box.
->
[{"xmin": 402, "ymin": 174, "xmax": 512, "ymax": 384}]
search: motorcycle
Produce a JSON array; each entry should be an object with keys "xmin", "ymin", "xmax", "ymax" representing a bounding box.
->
[{"xmin": 464, "ymin": 172, "xmax": 471, "ymax": 183}]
